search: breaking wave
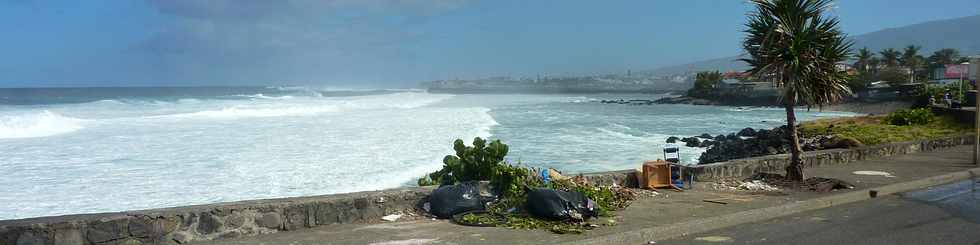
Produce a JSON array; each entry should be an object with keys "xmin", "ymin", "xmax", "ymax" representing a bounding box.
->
[
  {"xmin": 147, "ymin": 92, "xmax": 454, "ymax": 120},
  {"xmin": 0, "ymin": 110, "xmax": 86, "ymax": 139}
]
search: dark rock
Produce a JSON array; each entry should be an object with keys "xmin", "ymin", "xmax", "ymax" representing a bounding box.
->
[
  {"xmin": 737, "ymin": 127, "xmax": 757, "ymax": 137},
  {"xmin": 196, "ymin": 213, "xmax": 223, "ymax": 235},
  {"xmin": 256, "ymin": 213, "xmax": 281, "ymax": 230},
  {"xmin": 284, "ymin": 205, "xmax": 313, "ymax": 231},
  {"xmin": 87, "ymin": 219, "xmax": 129, "ymax": 244},
  {"xmin": 698, "ymin": 139, "xmax": 715, "ymax": 147},
  {"xmin": 315, "ymin": 202, "xmax": 341, "ymax": 225},
  {"xmin": 726, "ymin": 133, "xmax": 739, "ymax": 141},
  {"xmin": 16, "ymin": 231, "xmax": 49, "ymax": 245},
  {"xmin": 698, "ymin": 133, "xmax": 713, "ymax": 139},
  {"xmin": 714, "ymin": 135, "xmax": 726, "ymax": 141},
  {"xmin": 127, "ymin": 216, "xmax": 177, "ymax": 239},
  {"xmin": 224, "ymin": 213, "xmax": 246, "ymax": 229},
  {"xmin": 665, "ymin": 136, "xmax": 679, "ymax": 143},
  {"xmin": 54, "ymin": 229, "xmax": 84, "ymax": 245},
  {"xmin": 128, "ymin": 217, "xmax": 154, "ymax": 238},
  {"xmin": 680, "ymin": 137, "xmax": 700, "ymax": 147}
]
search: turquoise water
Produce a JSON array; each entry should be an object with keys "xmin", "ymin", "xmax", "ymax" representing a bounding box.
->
[{"xmin": 0, "ymin": 88, "xmax": 857, "ymax": 219}]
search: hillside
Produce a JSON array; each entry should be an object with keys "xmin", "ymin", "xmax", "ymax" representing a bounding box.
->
[{"xmin": 650, "ymin": 14, "xmax": 980, "ymax": 75}]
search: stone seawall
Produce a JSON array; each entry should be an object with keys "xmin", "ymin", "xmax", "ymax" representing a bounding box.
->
[
  {"xmin": 1, "ymin": 134, "xmax": 971, "ymax": 245},
  {"xmin": 691, "ymin": 134, "xmax": 974, "ymax": 181},
  {"xmin": 0, "ymin": 187, "xmax": 434, "ymax": 245}
]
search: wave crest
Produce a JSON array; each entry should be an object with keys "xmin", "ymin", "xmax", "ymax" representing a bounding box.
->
[
  {"xmin": 150, "ymin": 105, "xmax": 342, "ymax": 120},
  {"xmin": 0, "ymin": 111, "xmax": 86, "ymax": 139}
]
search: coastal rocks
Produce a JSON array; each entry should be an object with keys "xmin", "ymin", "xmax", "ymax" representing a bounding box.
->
[
  {"xmin": 599, "ymin": 99, "xmax": 656, "ymax": 105},
  {"xmin": 665, "ymin": 136, "xmax": 679, "ymax": 143},
  {"xmin": 653, "ymin": 96, "xmax": 720, "ymax": 105},
  {"xmin": 672, "ymin": 125, "xmax": 865, "ymax": 164},
  {"xmin": 680, "ymin": 137, "xmax": 701, "ymax": 147},
  {"xmin": 737, "ymin": 128, "xmax": 757, "ymax": 137}
]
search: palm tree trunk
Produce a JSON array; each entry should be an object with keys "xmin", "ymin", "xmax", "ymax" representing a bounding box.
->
[{"xmin": 784, "ymin": 97, "xmax": 805, "ymax": 181}]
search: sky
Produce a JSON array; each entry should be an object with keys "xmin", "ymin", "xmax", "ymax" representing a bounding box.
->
[{"xmin": 1, "ymin": 0, "xmax": 978, "ymax": 88}]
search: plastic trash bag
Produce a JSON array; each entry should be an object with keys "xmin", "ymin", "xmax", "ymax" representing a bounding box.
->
[
  {"xmin": 428, "ymin": 181, "xmax": 489, "ymax": 219},
  {"xmin": 526, "ymin": 188, "xmax": 598, "ymax": 221}
]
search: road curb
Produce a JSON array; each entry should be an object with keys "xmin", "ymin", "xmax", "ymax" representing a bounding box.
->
[{"xmin": 564, "ymin": 167, "xmax": 980, "ymax": 245}]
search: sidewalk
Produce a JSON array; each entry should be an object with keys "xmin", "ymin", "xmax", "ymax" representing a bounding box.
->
[{"xmin": 195, "ymin": 146, "xmax": 979, "ymax": 245}]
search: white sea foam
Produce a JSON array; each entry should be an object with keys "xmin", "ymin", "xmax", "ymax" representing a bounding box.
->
[
  {"xmin": 148, "ymin": 92, "xmax": 453, "ymax": 120},
  {"xmin": 150, "ymin": 105, "xmax": 343, "ymax": 119},
  {"xmin": 0, "ymin": 110, "xmax": 86, "ymax": 139},
  {"xmin": 0, "ymin": 92, "xmax": 493, "ymax": 219},
  {"xmin": 240, "ymin": 94, "xmax": 295, "ymax": 100}
]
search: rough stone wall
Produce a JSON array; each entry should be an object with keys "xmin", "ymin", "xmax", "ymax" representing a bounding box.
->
[
  {"xmin": 692, "ymin": 135, "xmax": 974, "ymax": 181},
  {"xmin": 0, "ymin": 187, "xmax": 433, "ymax": 245},
  {"xmin": 580, "ymin": 170, "xmax": 641, "ymax": 188}
]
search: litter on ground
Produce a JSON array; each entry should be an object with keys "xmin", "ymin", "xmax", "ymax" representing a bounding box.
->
[
  {"xmin": 710, "ymin": 179, "xmax": 781, "ymax": 192},
  {"xmin": 381, "ymin": 214, "xmax": 402, "ymax": 222},
  {"xmin": 852, "ymin": 171, "xmax": 896, "ymax": 178}
]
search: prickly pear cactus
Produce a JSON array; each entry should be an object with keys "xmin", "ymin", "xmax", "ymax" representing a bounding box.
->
[{"xmin": 419, "ymin": 137, "xmax": 511, "ymax": 186}]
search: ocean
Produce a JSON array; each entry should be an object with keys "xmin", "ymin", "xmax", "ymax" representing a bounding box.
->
[{"xmin": 0, "ymin": 87, "xmax": 858, "ymax": 219}]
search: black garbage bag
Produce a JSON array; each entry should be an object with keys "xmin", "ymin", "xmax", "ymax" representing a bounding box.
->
[
  {"xmin": 526, "ymin": 188, "xmax": 598, "ymax": 221},
  {"xmin": 428, "ymin": 181, "xmax": 489, "ymax": 219}
]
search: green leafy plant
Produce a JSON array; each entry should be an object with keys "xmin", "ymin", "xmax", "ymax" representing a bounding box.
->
[
  {"xmin": 418, "ymin": 137, "xmax": 538, "ymax": 197},
  {"xmin": 800, "ymin": 114, "xmax": 968, "ymax": 145},
  {"xmin": 883, "ymin": 108, "xmax": 935, "ymax": 126}
]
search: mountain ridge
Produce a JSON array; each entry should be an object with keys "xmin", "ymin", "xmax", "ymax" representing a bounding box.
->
[{"xmin": 649, "ymin": 14, "xmax": 980, "ymax": 75}]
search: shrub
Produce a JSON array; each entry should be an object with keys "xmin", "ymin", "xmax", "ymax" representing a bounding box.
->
[
  {"xmin": 883, "ymin": 108, "xmax": 935, "ymax": 126},
  {"xmin": 418, "ymin": 137, "xmax": 539, "ymax": 197}
]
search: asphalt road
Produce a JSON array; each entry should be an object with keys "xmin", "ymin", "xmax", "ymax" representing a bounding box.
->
[{"xmin": 660, "ymin": 180, "xmax": 980, "ymax": 245}]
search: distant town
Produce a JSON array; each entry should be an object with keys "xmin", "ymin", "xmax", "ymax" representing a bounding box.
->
[
  {"xmin": 424, "ymin": 47, "xmax": 979, "ymax": 108},
  {"xmin": 422, "ymin": 72, "xmax": 692, "ymax": 94}
]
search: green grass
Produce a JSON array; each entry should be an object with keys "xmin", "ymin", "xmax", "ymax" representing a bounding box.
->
[{"xmin": 800, "ymin": 114, "xmax": 970, "ymax": 145}]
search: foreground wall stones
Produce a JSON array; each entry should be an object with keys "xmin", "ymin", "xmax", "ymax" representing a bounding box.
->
[
  {"xmin": 1, "ymin": 187, "xmax": 433, "ymax": 245},
  {"xmin": 1, "ymin": 134, "xmax": 972, "ymax": 244},
  {"xmin": 692, "ymin": 134, "xmax": 974, "ymax": 181}
]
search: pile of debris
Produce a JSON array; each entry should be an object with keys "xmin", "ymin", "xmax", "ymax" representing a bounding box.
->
[{"xmin": 709, "ymin": 179, "xmax": 781, "ymax": 192}]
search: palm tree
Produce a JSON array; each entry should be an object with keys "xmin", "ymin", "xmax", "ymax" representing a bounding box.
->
[
  {"xmin": 742, "ymin": 0, "xmax": 852, "ymax": 181},
  {"xmin": 928, "ymin": 48, "xmax": 960, "ymax": 66},
  {"xmin": 879, "ymin": 48, "xmax": 900, "ymax": 67},
  {"xmin": 900, "ymin": 45, "xmax": 925, "ymax": 82},
  {"xmin": 854, "ymin": 47, "xmax": 874, "ymax": 73}
]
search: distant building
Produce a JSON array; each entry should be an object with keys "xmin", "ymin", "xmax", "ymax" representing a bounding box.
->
[
  {"xmin": 722, "ymin": 71, "xmax": 750, "ymax": 80},
  {"xmin": 716, "ymin": 78, "xmax": 778, "ymax": 97}
]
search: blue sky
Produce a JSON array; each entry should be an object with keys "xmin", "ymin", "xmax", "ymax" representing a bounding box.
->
[{"xmin": 1, "ymin": 0, "xmax": 978, "ymax": 87}]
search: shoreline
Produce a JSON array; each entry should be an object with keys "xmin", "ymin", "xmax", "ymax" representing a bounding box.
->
[{"xmin": 653, "ymin": 95, "xmax": 914, "ymax": 115}]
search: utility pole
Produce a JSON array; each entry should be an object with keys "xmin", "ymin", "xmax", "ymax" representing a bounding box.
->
[{"xmin": 969, "ymin": 57, "xmax": 979, "ymax": 166}]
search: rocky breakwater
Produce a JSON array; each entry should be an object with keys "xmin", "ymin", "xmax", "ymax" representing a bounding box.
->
[
  {"xmin": 668, "ymin": 126, "xmax": 863, "ymax": 164},
  {"xmin": 652, "ymin": 96, "xmax": 721, "ymax": 105},
  {"xmin": 599, "ymin": 99, "xmax": 657, "ymax": 105}
]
